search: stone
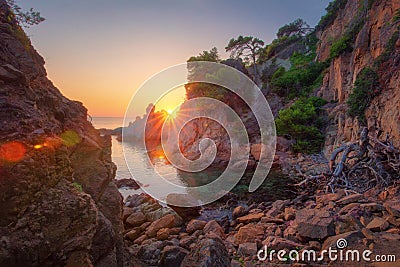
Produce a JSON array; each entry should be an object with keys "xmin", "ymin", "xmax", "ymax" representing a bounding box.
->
[
  {"xmin": 186, "ymin": 219, "xmax": 207, "ymax": 234},
  {"xmin": 125, "ymin": 228, "xmax": 143, "ymax": 241},
  {"xmin": 335, "ymin": 214, "xmax": 363, "ymax": 234},
  {"xmin": 265, "ymin": 207, "xmax": 280, "ymax": 217},
  {"xmin": 158, "ymin": 245, "xmax": 188, "ymax": 267},
  {"xmin": 122, "ymin": 206, "xmax": 134, "ymax": 222},
  {"xmin": 203, "ymin": 220, "xmax": 225, "ymax": 239},
  {"xmin": 284, "ymin": 207, "xmax": 296, "ymax": 221},
  {"xmin": 272, "ymin": 199, "xmax": 290, "ymax": 211},
  {"xmin": 384, "ymin": 201, "xmax": 400, "ymax": 218},
  {"xmin": 145, "ymin": 214, "xmax": 181, "ymax": 237},
  {"xmin": 156, "ymin": 228, "xmax": 170, "ymax": 240},
  {"xmin": 366, "ymin": 217, "xmax": 389, "ymax": 232},
  {"xmin": 316, "ymin": 192, "xmax": 345, "ymax": 204},
  {"xmin": 236, "ymin": 213, "xmax": 264, "ymax": 224},
  {"xmin": 232, "ymin": 206, "xmax": 247, "ymax": 219},
  {"xmin": 134, "ymin": 235, "xmax": 147, "ymax": 245},
  {"xmin": 179, "ymin": 235, "xmax": 197, "ymax": 250},
  {"xmin": 262, "ymin": 236, "xmax": 304, "ymax": 251},
  {"xmin": 181, "ymin": 236, "xmax": 230, "ymax": 267},
  {"xmin": 234, "ymin": 224, "xmax": 265, "ymax": 244},
  {"xmin": 336, "ymin": 194, "xmax": 364, "ymax": 205},
  {"xmin": 126, "ymin": 211, "xmax": 146, "ymax": 227},
  {"xmin": 260, "ymin": 217, "xmax": 284, "ymax": 224},
  {"xmin": 338, "ymin": 203, "xmax": 360, "ymax": 215},
  {"xmin": 360, "ymin": 203, "xmax": 384, "ymax": 212},
  {"xmin": 237, "ymin": 242, "xmax": 257, "ymax": 257},
  {"xmin": 322, "ymin": 231, "xmax": 364, "ymax": 250},
  {"xmin": 137, "ymin": 243, "xmax": 162, "ymax": 266},
  {"xmin": 294, "ymin": 208, "xmax": 335, "ymax": 239}
]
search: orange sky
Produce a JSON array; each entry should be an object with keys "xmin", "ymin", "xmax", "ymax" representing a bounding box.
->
[{"xmin": 21, "ymin": 0, "xmax": 329, "ymax": 117}]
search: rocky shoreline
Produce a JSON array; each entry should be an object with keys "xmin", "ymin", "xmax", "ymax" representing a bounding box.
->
[{"xmin": 121, "ymin": 182, "xmax": 400, "ymax": 266}]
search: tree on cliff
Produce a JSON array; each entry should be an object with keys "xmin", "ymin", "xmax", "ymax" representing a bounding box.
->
[
  {"xmin": 6, "ymin": 0, "xmax": 44, "ymax": 27},
  {"xmin": 277, "ymin": 18, "xmax": 312, "ymax": 38},
  {"xmin": 225, "ymin": 36, "xmax": 264, "ymax": 84}
]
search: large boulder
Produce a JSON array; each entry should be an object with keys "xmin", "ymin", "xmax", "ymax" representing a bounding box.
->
[{"xmin": 294, "ymin": 208, "xmax": 335, "ymax": 240}]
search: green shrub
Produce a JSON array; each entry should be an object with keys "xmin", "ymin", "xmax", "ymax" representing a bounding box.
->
[
  {"xmin": 317, "ymin": 0, "xmax": 348, "ymax": 31},
  {"xmin": 330, "ymin": 35, "xmax": 351, "ymax": 58},
  {"xmin": 271, "ymin": 52, "xmax": 328, "ymax": 98},
  {"xmin": 275, "ymin": 97, "xmax": 327, "ymax": 153},
  {"xmin": 347, "ymin": 67, "xmax": 380, "ymax": 124}
]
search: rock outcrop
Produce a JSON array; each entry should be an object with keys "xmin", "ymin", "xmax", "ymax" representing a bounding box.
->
[
  {"xmin": 316, "ymin": 0, "xmax": 400, "ymax": 153},
  {"xmin": 0, "ymin": 1, "xmax": 125, "ymax": 266}
]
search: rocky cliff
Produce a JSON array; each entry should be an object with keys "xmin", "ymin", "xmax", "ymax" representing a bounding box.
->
[
  {"xmin": 316, "ymin": 0, "xmax": 400, "ymax": 153},
  {"xmin": 0, "ymin": 1, "xmax": 125, "ymax": 266}
]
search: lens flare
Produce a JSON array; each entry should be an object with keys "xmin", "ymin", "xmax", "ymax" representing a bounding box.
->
[
  {"xmin": 60, "ymin": 130, "xmax": 81, "ymax": 147},
  {"xmin": 0, "ymin": 141, "xmax": 26, "ymax": 162}
]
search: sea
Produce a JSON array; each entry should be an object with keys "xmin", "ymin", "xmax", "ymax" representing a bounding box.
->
[{"xmin": 91, "ymin": 117, "xmax": 289, "ymax": 204}]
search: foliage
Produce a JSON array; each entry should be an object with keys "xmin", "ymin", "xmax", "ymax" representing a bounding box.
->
[
  {"xmin": 275, "ymin": 97, "xmax": 327, "ymax": 153},
  {"xmin": 258, "ymin": 35, "xmax": 300, "ymax": 62},
  {"xmin": 316, "ymin": 0, "xmax": 348, "ymax": 31},
  {"xmin": 186, "ymin": 48, "xmax": 228, "ymax": 100},
  {"xmin": 225, "ymin": 35, "xmax": 264, "ymax": 64},
  {"xmin": 329, "ymin": 35, "xmax": 351, "ymax": 58},
  {"xmin": 277, "ymin": 18, "xmax": 311, "ymax": 39},
  {"xmin": 6, "ymin": 0, "xmax": 45, "ymax": 27},
  {"xmin": 188, "ymin": 47, "xmax": 220, "ymax": 63},
  {"xmin": 271, "ymin": 52, "xmax": 328, "ymax": 98},
  {"xmin": 347, "ymin": 67, "xmax": 380, "ymax": 124},
  {"xmin": 72, "ymin": 182, "xmax": 83, "ymax": 192}
]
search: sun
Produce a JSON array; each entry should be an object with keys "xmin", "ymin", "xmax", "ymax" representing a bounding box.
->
[{"xmin": 167, "ymin": 109, "xmax": 173, "ymax": 115}]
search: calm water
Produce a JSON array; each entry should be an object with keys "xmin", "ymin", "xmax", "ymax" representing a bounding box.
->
[{"xmin": 91, "ymin": 117, "xmax": 291, "ymax": 202}]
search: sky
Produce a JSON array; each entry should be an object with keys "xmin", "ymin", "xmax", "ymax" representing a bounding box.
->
[{"xmin": 19, "ymin": 0, "xmax": 331, "ymax": 117}]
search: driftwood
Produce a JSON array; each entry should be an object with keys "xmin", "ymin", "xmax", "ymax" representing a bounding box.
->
[{"xmin": 297, "ymin": 127, "xmax": 400, "ymax": 193}]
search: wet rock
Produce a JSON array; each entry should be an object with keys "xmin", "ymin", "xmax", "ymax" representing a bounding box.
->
[
  {"xmin": 186, "ymin": 219, "xmax": 207, "ymax": 234},
  {"xmin": 158, "ymin": 245, "xmax": 188, "ymax": 267},
  {"xmin": 232, "ymin": 206, "xmax": 247, "ymax": 219},
  {"xmin": 294, "ymin": 208, "xmax": 335, "ymax": 240},
  {"xmin": 126, "ymin": 211, "xmax": 147, "ymax": 227},
  {"xmin": 181, "ymin": 236, "xmax": 230, "ymax": 267},
  {"xmin": 115, "ymin": 178, "xmax": 140, "ymax": 190},
  {"xmin": 366, "ymin": 217, "xmax": 389, "ymax": 232},
  {"xmin": 203, "ymin": 220, "xmax": 225, "ymax": 239}
]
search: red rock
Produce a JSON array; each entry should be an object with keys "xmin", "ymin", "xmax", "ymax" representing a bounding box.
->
[
  {"xmin": 125, "ymin": 228, "xmax": 143, "ymax": 241},
  {"xmin": 236, "ymin": 213, "xmax": 264, "ymax": 224},
  {"xmin": 126, "ymin": 211, "xmax": 146, "ymax": 227},
  {"xmin": 336, "ymin": 194, "xmax": 364, "ymax": 205},
  {"xmin": 134, "ymin": 234, "xmax": 147, "ymax": 245},
  {"xmin": 384, "ymin": 201, "xmax": 400, "ymax": 217},
  {"xmin": 294, "ymin": 208, "xmax": 335, "ymax": 239},
  {"xmin": 156, "ymin": 228, "xmax": 170, "ymax": 240},
  {"xmin": 237, "ymin": 242, "xmax": 257, "ymax": 257},
  {"xmin": 232, "ymin": 206, "xmax": 247, "ymax": 219},
  {"xmin": 262, "ymin": 236, "xmax": 303, "ymax": 251},
  {"xmin": 366, "ymin": 217, "xmax": 389, "ymax": 232},
  {"xmin": 186, "ymin": 219, "xmax": 206, "ymax": 234},
  {"xmin": 145, "ymin": 214, "xmax": 181, "ymax": 237},
  {"xmin": 234, "ymin": 224, "xmax": 264, "ymax": 244},
  {"xmin": 203, "ymin": 220, "xmax": 225, "ymax": 239}
]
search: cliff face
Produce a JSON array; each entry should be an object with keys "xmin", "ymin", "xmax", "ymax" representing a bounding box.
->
[
  {"xmin": 316, "ymin": 0, "xmax": 400, "ymax": 153},
  {"xmin": 0, "ymin": 1, "xmax": 124, "ymax": 266}
]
